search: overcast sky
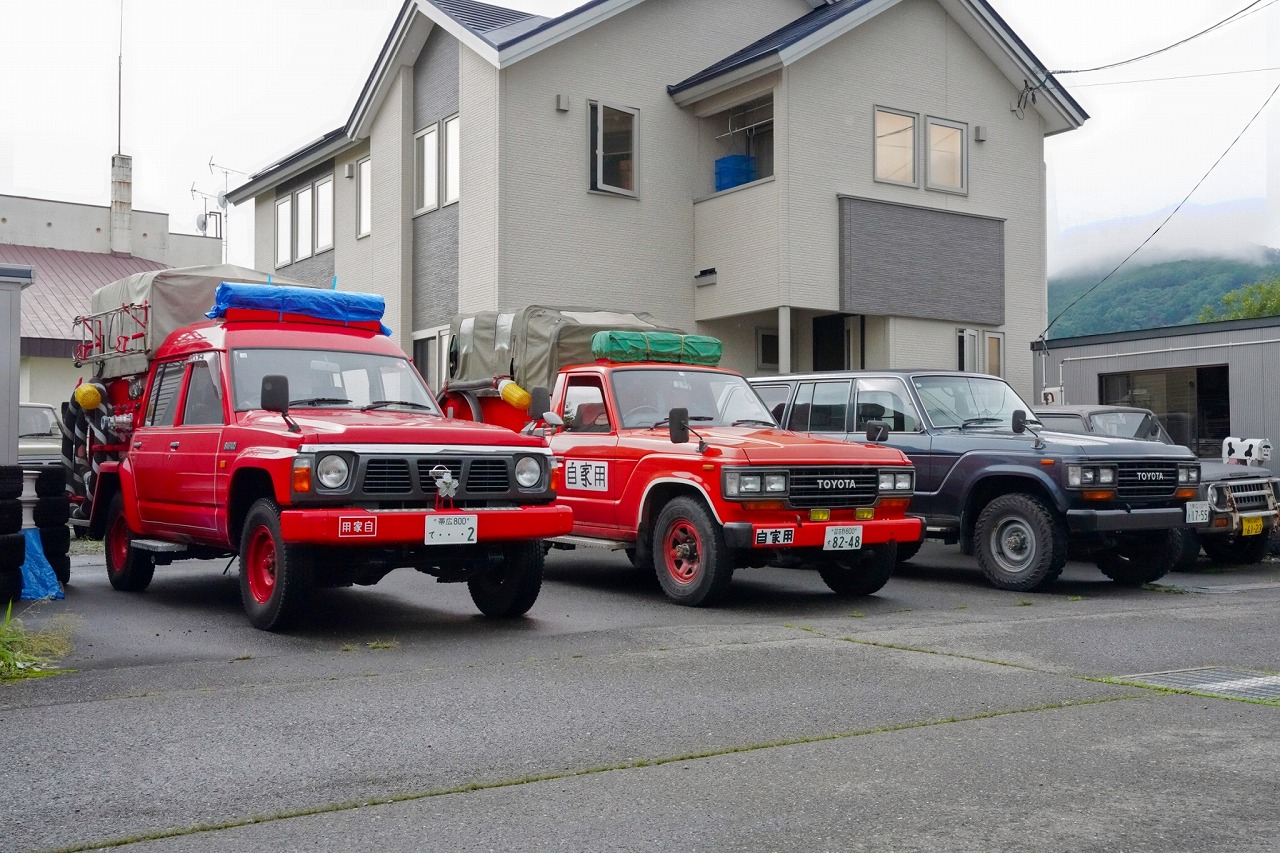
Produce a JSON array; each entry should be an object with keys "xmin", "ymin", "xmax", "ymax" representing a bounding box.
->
[{"xmin": 2, "ymin": 0, "xmax": 1277, "ymax": 276}]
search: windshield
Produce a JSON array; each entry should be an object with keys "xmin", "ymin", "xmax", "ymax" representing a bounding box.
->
[
  {"xmin": 1088, "ymin": 411, "xmax": 1172, "ymax": 444},
  {"xmin": 19, "ymin": 405, "xmax": 58, "ymax": 437},
  {"xmin": 230, "ymin": 348, "xmax": 440, "ymax": 414},
  {"xmin": 611, "ymin": 368, "xmax": 776, "ymax": 429},
  {"xmin": 913, "ymin": 375, "xmax": 1038, "ymax": 430}
]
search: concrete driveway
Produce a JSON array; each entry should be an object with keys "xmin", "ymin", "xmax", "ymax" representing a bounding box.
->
[{"xmin": 3, "ymin": 542, "xmax": 1278, "ymax": 852}]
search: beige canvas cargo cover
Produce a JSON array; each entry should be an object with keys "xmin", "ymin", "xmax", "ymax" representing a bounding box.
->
[
  {"xmin": 86, "ymin": 264, "xmax": 316, "ymax": 378},
  {"xmin": 448, "ymin": 306, "xmax": 684, "ymax": 391}
]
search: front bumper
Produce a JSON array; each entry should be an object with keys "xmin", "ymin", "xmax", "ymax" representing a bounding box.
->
[
  {"xmin": 722, "ymin": 516, "xmax": 923, "ymax": 550},
  {"xmin": 1066, "ymin": 506, "xmax": 1188, "ymax": 533},
  {"xmin": 1200, "ymin": 509, "xmax": 1278, "ymax": 538},
  {"xmin": 279, "ymin": 504, "xmax": 573, "ymax": 546}
]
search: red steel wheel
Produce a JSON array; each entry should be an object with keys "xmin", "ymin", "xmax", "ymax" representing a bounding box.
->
[{"xmin": 650, "ymin": 496, "xmax": 733, "ymax": 607}]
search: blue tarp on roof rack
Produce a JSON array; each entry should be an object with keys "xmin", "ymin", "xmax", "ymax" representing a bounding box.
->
[{"xmin": 206, "ymin": 283, "xmax": 392, "ymax": 335}]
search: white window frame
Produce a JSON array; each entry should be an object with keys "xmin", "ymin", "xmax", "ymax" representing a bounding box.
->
[
  {"xmin": 412, "ymin": 325, "xmax": 451, "ymax": 392},
  {"xmin": 589, "ymin": 100, "xmax": 639, "ymax": 197},
  {"xmin": 442, "ymin": 115, "xmax": 460, "ymax": 207},
  {"xmin": 294, "ymin": 185, "xmax": 313, "ymax": 261},
  {"xmin": 925, "ymin": 116, "xmax": 968, "ymax": 194},
  {"xmin": 357, "ymin": 156, "xmax": 372, "ymax": 238},
  {"xmin": 957, "ymin": 328, "xmax": 1004, "ymax": 376},
  {"xmin": 982, "ymin": 330, "xmax": 1004, "ymax": 377},
  {"xmin": 315, "ymin": 176, "xmax": 333, "ymax": 252},
  {"xmin": 873, "ymin": 106, "xmax": 918, "ymax": 188},
  {"xmin": 274, "ymin": 196, "xmax": 292, "ymax": 268},
  {"xmin": 414, "ymin": 125, "xmax": 440, "ymax": 215}
]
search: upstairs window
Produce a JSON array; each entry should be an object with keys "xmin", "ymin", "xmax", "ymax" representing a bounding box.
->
[
  {"xmin": 274, "ymin": 175, "xmax": 333, "ymax": 268},
  {"xmin": 357, "ymin": 157, "xmax": 372, "ymax": 237},
  {"xmin": 589, "ymin": 101, "xmax": 637, "ymax": 196},
  {"xmin": 443, "ymin": 115, "xmax": 460, "ymax": 206},
  {"xmin": 414, "ymin": 126, "xmax": 439, "ymax": 214},
  {"xmin": 926, "ymin": 117, "xmax": 967, "ymax": 193},
  {"xmin": 275, "ymin": 196, "xmax": 292, "ymax": 267},
  {"xmin": 874, "ymin": 107, "xmax": 916, "ymax": 186}
]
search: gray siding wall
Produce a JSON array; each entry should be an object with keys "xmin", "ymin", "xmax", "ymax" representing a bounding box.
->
[
  {"xmin": 839, "ymin": 196, "xmax": 1004, "ymax": 325},
  {"xmin": 412, "ymin": 28, "xmax": 460, "ymax": 332},
  {"xmin": 1037, "ymin": 323, "xmax": 1280, "ymax": 443}
]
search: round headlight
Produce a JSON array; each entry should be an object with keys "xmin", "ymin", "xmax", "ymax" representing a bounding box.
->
[
  {"xmin": 515, "ymin": 456, "xmax": 542, "ymax": 488},
  {"xmin": 316, "ymin": 455, "xmax": 350, "ymax": 489}
]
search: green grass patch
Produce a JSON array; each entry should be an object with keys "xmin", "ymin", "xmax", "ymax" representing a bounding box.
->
[
  {"xmin": 366, "ymin": 639, "xmax": 397, "ymax": 650},
  {"xmin": 1143, "ymin": 583, "xmax": 1191, "ymax": 594},
  {"xmin": 0, "ymin": 600, "xmax": 74, "ymax": 681}
]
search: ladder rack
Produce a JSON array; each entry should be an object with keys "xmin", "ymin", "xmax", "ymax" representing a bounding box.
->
[{"xmin": 73, "ymin": 301, "xmax": 150, "ymax": 367}]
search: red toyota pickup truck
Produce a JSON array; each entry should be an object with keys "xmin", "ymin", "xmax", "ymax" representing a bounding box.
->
[{"xmin": 66, "ymin": 280, "xmax": 570, "ymax": 630}]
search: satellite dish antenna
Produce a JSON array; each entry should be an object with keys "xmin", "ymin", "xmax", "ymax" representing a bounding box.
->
[
  {"xmin": 216, "ymin": 192, "xmax": 228, "ymax": 210},
  {"xmin": 196, "ymin": 213, "xmax": 207, "ymax": 234}
]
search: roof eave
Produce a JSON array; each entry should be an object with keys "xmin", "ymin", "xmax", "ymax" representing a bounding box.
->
[
  {"xmin": 226, "ymin": 132, "xmax": 357, "ymax": 205},
  {"xmin": 669, "ymin": 55, "xmax": 785, "ymax": 108},
  {"xmin": 495, "ymin": 0, "xmax": 645, "ymax": 67}
]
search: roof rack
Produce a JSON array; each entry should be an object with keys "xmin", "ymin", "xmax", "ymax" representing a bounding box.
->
[{"xmin": 73, "ymin": 302, "xmax": 150, "ymax": 367}]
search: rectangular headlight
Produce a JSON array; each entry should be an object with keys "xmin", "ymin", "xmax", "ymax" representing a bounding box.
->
[
  {"xmin": 894, "ymin": 472, "xmax": 913, "ymax": 491},
  {"xmin": 1098, "ymin": 467, "xmax": 1115, "ymax": 485},
  {"xmin": 1067, "ymin": 465, "xmax": 1082, "ymax": 487},
  {"xmin": 878, "ymin": 472, "xmax": 895, "ymax": 490},
  {"xmin": 725, "ymin": 472, "xmax": 740, "ymax": 497},
  {"xmin": 765, "ymin": 473, "xmax": 787, "ymax": 493},
  {"xmin": 740, "ymin": 474, "xmax": 762, "ymax": 494}
]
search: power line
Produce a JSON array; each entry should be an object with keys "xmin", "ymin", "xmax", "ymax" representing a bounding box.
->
[
  {"xmin": 1071, "ymin": 66, "xmax": 1280, "ymax": 87},
  {"xmin": 1041, "ymin": 77, "xmax": 1280, "ymax": 339},
  {"xmin": 1050, "ymin": 0, "xmax": 1273, "ymax": 76}
]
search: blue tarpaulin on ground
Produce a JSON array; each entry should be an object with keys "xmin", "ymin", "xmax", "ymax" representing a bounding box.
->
[
  {"xmin": 206, "ymin": 283, "xmax": 392, "ymax": 336},
  {"xmin": 20, "ymin": 529, "xmax": 63, "ymax": 600}
]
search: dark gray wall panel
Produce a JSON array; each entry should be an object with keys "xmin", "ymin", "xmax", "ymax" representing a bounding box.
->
[
  {"xmin": 412, "ymin": 28, "xmax": 460, "ymax": 332},
  {"xmin": 279, "ymin": 250, "xmax": 335, "ymax": 286},
  {"xmin": 839, "ymin": 197, "xmax": 1004, "ymax": 325}
]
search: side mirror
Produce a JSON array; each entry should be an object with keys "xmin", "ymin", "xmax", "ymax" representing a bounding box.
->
[
  {"xmin": 543, "ymin": 412, "xmax": 564, "ymax": 428},
  {"xmin": 528, "ymin": 386, "xmax": 551, "ymax": 419},
  {"xmin": 1012, "ymin": 409, "xmax": 1027, "ymax": 434},
  {"xmin": 261, "ymin": 375, "xmax": 290, "ymax": 414},
  {"xmin": 668, "ymin": 407, "xmax": 690, "ymax": 445},
  {"xmin": 865, "ymin": 420, "xmax": 889, "ymax": 443}
]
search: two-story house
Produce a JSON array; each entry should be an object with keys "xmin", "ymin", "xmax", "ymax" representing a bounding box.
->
[{"xmin": 227, "ymin": 0, "xmax": 1084, "ymax": 397}]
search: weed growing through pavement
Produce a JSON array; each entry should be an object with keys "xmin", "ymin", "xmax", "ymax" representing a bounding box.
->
[
  {"xmin": 1143, "ymin": 583, "xmax": 1191, "ymax": 594},
  {"xmin": 0, "ymin": 600, "xmax": 74, "ymax": 681},
  {"xmin": 366, "ymin": 639, "xmax": 397, "ymax": 650},
  {"xmin": 848, "ymin": 611, "xmax": 865, "ymax": 618},
  {"xmin": 1068, "ymin": 595, "xmax": 1084, "ymax": 601},
  {"xmin": 340, "ymin": 643, "xmax": 356, "ymax": 652},
  {"xmin": 1017, "ymin": 600, "xmax": 1034, "ymax": 606}
]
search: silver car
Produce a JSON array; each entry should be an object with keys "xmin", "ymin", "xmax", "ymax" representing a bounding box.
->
[{"xmin": 19, "ymin": 402, "xmax": 62, "ymax": 469}]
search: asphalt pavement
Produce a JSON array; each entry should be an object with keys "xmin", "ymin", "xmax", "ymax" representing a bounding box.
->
[{"xmin": 3, "ymin": 542, "xmax": 1278, "ymax": 852}]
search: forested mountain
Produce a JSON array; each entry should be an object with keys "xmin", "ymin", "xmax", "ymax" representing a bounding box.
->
[{"xmin": 1046, "ymin": 251, "xmax": 1280, "ymax": 339}]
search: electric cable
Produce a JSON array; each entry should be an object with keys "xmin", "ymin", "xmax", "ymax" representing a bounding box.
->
[{"xmin": 1040, "ymin": 76, "xmax": 1280, "ymax": 340}]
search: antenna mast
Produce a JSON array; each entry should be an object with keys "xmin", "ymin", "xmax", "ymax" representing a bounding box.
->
[{"xmin": 117, "ymin": 0, "xmax": 124, "ymax": 154}]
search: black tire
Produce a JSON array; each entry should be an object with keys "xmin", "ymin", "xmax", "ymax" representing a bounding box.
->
[
  {"xmin": 818, "ymin": 541, "xmax": 897, "ymax": 596},
  {"xmin": 1096, "ymin": 530, "xmax": 1178, "ymax": 586},
  {"xmin": 0, "ymin": 498, "xmax": 22, "ymax": 535},
  {"xmin": 652, "ymin": 496, "xmax": 734, "ymax": 606},
  {"xmin": 239, "ymin": 498, "xmax": 313, "ymax": 631},
  {"xmin": 0, "ymin": 530, "xmax": 25, "ymax": 571},
  {"xmin": 468, "ymin": 540, "xmax": 544, "ymax": 617},
  {"xmin": 0, "ymin": 466, "xmax": 22, "ymax": 500},
  {"xmin": 1202, "ymin": 531, "xmax": 1270, "ymax": 566},
  {"xmin": 1168, "ymin": 528, "xmax": 1202, "ymax": 572},
  {"xmin": 34, "ymin": 468, "xmax": 64, "ymax": 498},
  {"xmin": 973, "ymin": 493, "xmax": 1067, "ymax": 592},
  {"xmin": 0, "ymin": 566, "xmax": 22, "ymax": 604},
  {"xmin": 104, "ymin": 492, "xmax": 154, "ymax": 592},
  {"xmin": 46, "ymin": 553, "xmax": 71, "ymax": 585},
  {"xmin": 39, "ymin": 524, "xmax": 71, "ymax": 556},
  {"xmin": 895, "ymin": 538, "xmax": 923, "ymax": 564},
  {"xmin": 33, "ymin": 496, "xmax": 70, "ymax": 528}
]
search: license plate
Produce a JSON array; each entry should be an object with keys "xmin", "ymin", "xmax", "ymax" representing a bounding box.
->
[
  {"xmin": 425, "ymin": 514, "xmax": 478, "ymax": 544},
  {"xmin": 823, "ymin": 525, "xmax": 863, "ymax": 551},
  {"xmin": 1242, "ymin": 516, "xmax": 1264, "ymax": 536},
  {"xmin": 1185, "ymin": 502, "xmax": 1210, "ymax": 524}
]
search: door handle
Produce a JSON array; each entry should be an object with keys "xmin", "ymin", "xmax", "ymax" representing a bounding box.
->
[{"xmin": 169, "ymin": 441, "xmax": 180, "ymax": 450}]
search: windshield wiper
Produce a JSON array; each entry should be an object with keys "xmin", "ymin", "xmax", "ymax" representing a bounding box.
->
[
  {"xmin": 732, "ymin": 418, "xmax": 776, "ymax": 427},
  {"xmin": 287, "ymin": 397, "xmax": 352, "ymax": 407},
  {"xmin": 362, "ymin": 400, "xmax": 435, "ymax": 411},
  {"xmin": 960, "ymin": 417, "xmax": 1003, "ymax": 428},
  {"xmin": 649, "ymin": 415, "xmax": 715, "ymax": 429}
]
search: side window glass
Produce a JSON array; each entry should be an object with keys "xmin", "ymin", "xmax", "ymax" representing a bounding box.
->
[
  {"xmin": 146, "ymin": 362, "xmax": 184, "ymax": 427},
  {"xmin": 787, "ymin": 382, "xmax": 815, "ymax": 431},
  {"xmin": 809, "ymin": 381, "xmax": 851, "ymax": 432},
  {"xmin": 853, "ymin": 378, "xmax": 920, "ymax": 432},
  {"xmin": 181, "ymin": 359, "xmax": 224, "ymax": 426},
  {"xmin": 752, "ymin": 384, "xmax": 789, "ymax": 424},
  {"xmin": 564, "ymin": 381, "xmax": 611, "ymax": 433}
]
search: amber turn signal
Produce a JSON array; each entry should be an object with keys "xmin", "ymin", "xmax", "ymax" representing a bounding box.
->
[
  {"xmin": 877, "ymin": 497, "xmax": 910, "ymax": 511},
  {"xmin": 1175, "ymin": 488, "xmax": 1199, "ymax": 499},
  {"xmin": 1081, "ymin": 490, "xmax": 1115, "ymax": 501}
]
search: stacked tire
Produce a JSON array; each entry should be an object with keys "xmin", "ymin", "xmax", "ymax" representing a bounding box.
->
[
  {"xmin": 33, "ymin": 468, "xmax": 71, "ymax": 584},
  {"xmin": 1, "ymin": 465, "xmax": 24, "ymax": 603}
]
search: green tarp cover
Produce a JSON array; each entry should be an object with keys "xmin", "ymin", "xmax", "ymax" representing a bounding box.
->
[{"xmin": 591, "ymin": 331, "xmax": 722, "ymax": 366}]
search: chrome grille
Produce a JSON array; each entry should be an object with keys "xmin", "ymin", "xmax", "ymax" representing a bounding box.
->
[
  {"xmin": 788, "ymin": 467, "xmax": 879, "ymax": 508},
  {"xmin": 1116, "ymin": 461, "xmax": 1179, "ymax": 498},
  {"xmin": 363, "ymin": 459, "xmax": 412, "ymax": 494},
  {"xmin": 1215, "ymin": 479, "xmax": 1276, "ymax": 512},
  {"xmin": 466, "ymin": 459, "xmax": 510, "ymax": 493}
]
